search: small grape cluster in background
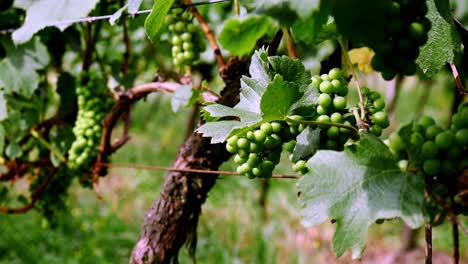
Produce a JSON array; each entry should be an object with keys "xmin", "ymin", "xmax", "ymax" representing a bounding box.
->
[
  {"xmin": 371, "ymin": 0, "xmax": 431, "ymax": 80},
  {"xmin": 68, "ymin": 75, "xmax": 113, "ymax": 172},
  {"xmin": 164, "ymin": 8, "xmax": 202, "ymax": 67}
]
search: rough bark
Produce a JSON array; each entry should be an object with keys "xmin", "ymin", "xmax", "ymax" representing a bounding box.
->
[{"xmin": 130, "ymin": 57, "xmax": 249, "ymax": 264}]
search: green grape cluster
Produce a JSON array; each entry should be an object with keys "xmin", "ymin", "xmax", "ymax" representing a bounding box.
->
[
  {"xmin": 361, "ymin": 87, "xmax": 390, "ymax": 137},
  {"xmin": 226, "ymin": 122, "xmax": 285, "ymax": 179},
  {"xmin": 224, "ymin": 68, "xmax": 392, "ymax": 178},
  {"xmin": 164, "ymin": 9, "xmax": 201, "ymax": 67},
  {"xmin": 312, "ymin": 68, "xmax": 355, "ymax": 151},
  {"xmin": 388, "ymin": 104, "xmax": 468, "ymax": 177},
  {"xmin": 371, "ymin": 0, "xmax": 430, "ymax": 80},
  {"xmin": 68, "ymin": 76, "xmax": 113, "ymax": 171}
]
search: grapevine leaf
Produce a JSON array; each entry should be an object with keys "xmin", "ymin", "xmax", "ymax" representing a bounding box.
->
[
  {"xmin": 49, "ymin": 125, "xmax": 74, "ymax": 167},
  {"xmin": 57, "ymin": 72, "xmax": 77, "ymax": 120},
  {"xmin": 297, "ymin": 132, "xmax": 424, "ymax": 258},
  {"xmin": 290, "ymin": 1, "xmax": 333, "ymax": 44},
  {"xmin": 334, "ymin": 0, "xmax": 389, "ymax": 46},
  {"xmin": 268, "ymin": 56, "xmax": 311, "ymax": 92},
  {"xmin": 171, "ymin": 85, "xmax": 201, "ymax": 113},
  {"xmin": 248, "ymin": 49, "xmax": 272, "ymax": 88},
  {"xmin": 416, "ymin": 0, "xmax": 461, "ymax": 77},
  {"xmin": 292, "ymin": 126, "xmax": 321, "ymax": 162},
  {"xmin": 254, "ymin": 0, "xmax": 321, "ymax": 25},
  {"xmin": 260, "ymin": 75, "xmax": 300, "ymax": 121},
  {"xmin": 218, "ymin": 15, "xmax": 274, "ymax": 57},
  {"xmin": 0, "ymin": 124, "xmax": 4, "ymax": 154},
  {"xmin": 196, "ymin": 120, "xmax": 242, "ymax": 144},
  {"xmin": 12, "ymin": 0, "xmax": 99, "ymax": 44},
  {"xmin": 237, "ymin": 77, "xmax": 264, "ymax": 113},
  {"xmin": 128, "ymin": 0, "xmax": 144, "ymax": 15},
  {"xmin": 205, "ymin": 104, "xmax": 261, "ymax": 124},
  {"xmin": 0, "ymin": 92, "xmax": 6, "ymax": 121},
  {"xmin": 290, "ymin": 85, "xmax": 320, "ymax": 114},
  {"xmin": 144, "ymin": 0, "xmax": 175, "ymax": 42},
  {"xmin": 0, "ymin": 37, "xmax": 50, "ymax": 97}
]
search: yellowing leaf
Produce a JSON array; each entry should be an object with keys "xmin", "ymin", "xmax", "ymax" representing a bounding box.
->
[{"xmin": 348, "ymin": 47, "xmax": 375, "ymax": 73}]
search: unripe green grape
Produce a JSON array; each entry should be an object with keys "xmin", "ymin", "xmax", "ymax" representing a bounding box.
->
[
  {"xmin": 318, "ymin": 93, "xmax": 332, "ymax": 107},
  {"xmin": 234, "ymin": 154, "xmax": 247, "ymax": 165},
  {"xmin": 252, "ymin": 167, "xmax": 264, "ymax": 177},
  {"xmin": 423, "ymin": 159, "xmax": 440, "ymax": 175},
  {"xmin": 174, "ymin": 21, "xmax": 185, "ymax": 32},
  {"xmin": 237, "ymin": 138, "xmax": 249, "ymax": 149},
  {"xmin": 181, "ymin": 32, "xmax": 191, "ymax": 41},
  {"xmin": 316, "ymin": 105, "xmax": 328, "ymax": 115},
  {"xmin": 261, "ymin": 160, "xmax": 276, "ymax": 173},
  {"xmin": 171, "ymin": 35, "xmax": 182, "ymax": 45},
  {"xmin": 434, "ymin": 131, "xmax": 454, "ymax": 149},
  {"xmin": 311, "ymin": 76, "xmax": 321, "ymax": 88},
  {"xmin": 264, "ymin": 136, "xmax": 278, "ymax": 149},
  {"xmin": 317, "ymin": 115, "xmax": 331, "ymax": 128},
  {"xmin": 410, "ymin": 132, "xmax": 424, "ymax": 146},
  {"xmin": 425, "ymin": 125, "xmax": 443, "ymax": 140},
  {"xmin": 455, "ymin": 129, "xmax": 468, "ymax": 145},
  {"xmin": 319, "ymin": 81, "xmax": 333, "ymax": 94},
  {"xmin": 333, "ymin": 96, "xmax": 347, "ymax": 110},
  {"xmin": 372, "ymin": 111, "xmax": 389, "ymax": 128},
  {"xmin": 227, "ymin": 135, "xmax": 238, "ymax": 146},
  {"xmin": 260, "ymin": 123, "xmax": 273, "ymax": 135},
  {"xmin": 320, "ymin": 74, "xmax": 330, "ymax": 81},
  {"xmin": 182, "ymin": 41, "xmax": 193, "ymax": 50},
  {"xmin": 328, "ymin": 68, "xmax": 342, "ymax": 79},
  {"xmin": 389, "ymin": 133, "xmax": 405, "ymax": 152},
  {"xmin": 331, "ymin": 79, "xmax": 342, "ymax": 93},
  {"xmin": 447, "ymin": 145, "xmax": 462, "ymax": 160},
  {"xmin": 409, "ymin": 22, "xmax": 426, "ymax": 42},
  {"xmin": 421, "ymin": 141, "xmax": 439, "ymax": 159},
  {"xmin": 187, "ymin": 24, "xmax": 197, "ymax": 33},
  {"xmin": 247, "ymin": 153, "xmax": 260, "ymax": 167},
  {"xmin": 373, "ymin": 98, "xmax": 385, "ymax": 111},
  {"xmin": 340, "ymin": 121, "xmax": 353, "ymax": 135},
  {"xmin": 238, "ymin": 149, "xmax": 249, "ymax": 158},
  {"xmin": 271, "ymin": 122, "xmax": 282, "ymax": 133},
  {"xmin": 246, "ymin": 131, "xmax": 255, "ymax": 141},
  {"xmin": 418, "ymin": 116, "xmax": 435, "ymax": 129},
  {"xmin": 226, "ymin": 143, "xmax": 238, "ymax": 153},
  {"xmin": 330, "ymin": 112, "xmax": 343, "ymax": 123},
  {"xmin": 249, "ymin": 142, "xmax": 262, "ymax": 153},
  {"xmin": 253, "ymin": 130, "xmax": 266, "ymax": 143},
  {"xmin": 327, "ymin": 126, "xmax": 340, "ymax": 139},
  {"xmin": 369, "ymin": 125, "xmax": 382, "ymax": 137},
  {"xmin": 183, "ymin": 51, "xmax": 194, "ymax": 60},
  {"xmin": 293, "ymin": 160, "xmax": 307, "ymax": 172},
  {"xmin": 361, "ymin": 87, "xmax": 370, "ymax": 96}
]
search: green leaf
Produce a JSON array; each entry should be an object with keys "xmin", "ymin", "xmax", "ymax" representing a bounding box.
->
[
  {"xmin": 49, "ymin": 125, "xmax": 74, "ymax": 167},
  {"xmin": 268, "ymin": 55, "xmax": 311, "ymax": 91},
  {"xmin": 218, "ymin": 15, "xmax": 274, "ymax": 57},
  {"xmin": 196, "ymin": 120, "xmax": 242, "ymax": 144},
  {"xmin": 205, "ymin": 104, "xmax": 261, "ymax": 123},
  {"xmin": 297, "ymin": 132, "xmax": 424, "ymax": 258},
  {"xmin": 292, "ymin": 126, "xmax": 321, "ymax": 162},
  {"xmin": 290, "ymin": 1, "xmax": 333, "ymax": 44},
  {"xmin": 0, "ymin": 37, "xmax": 50, "ymax": 97},
  {"xmin": 171, "ymin": 85, "xmax": 201, "ymax": 113},
  {"xmin": 248, "ymin": 49, "xmax": 272, "ymax": 88},
  {"xmin": 334, "ymin": 0, "xmax": 389, "ymax": 46},
  {"xmin": 144, "ymin": 0, "xmax": 175, "ymax": 42},
  {"xmin": 12, "ymin": 0, "xmax": 99, "ymax": 44},
  {"xmin": 260, "ymin": 75, "xmax": 300, "ymax": 121},
  {"xmin": 289, "ymin": 85, "xmax": 320, "ymax": 114},
  {"xmin": 416, "ymin": 0, "xmax": 461, "ymax": 77}
]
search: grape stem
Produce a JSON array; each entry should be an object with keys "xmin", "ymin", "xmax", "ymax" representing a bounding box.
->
[
  {"xmin": 282, "ymin": 27, "xmax": 297, "ymax": 59},
  {"xmin": 352, "ymin": 108, "xmax": 369, "ymax": 130},
  {"xmin": 284, "ymin": 117, "xmax": 359, "ymax": 137},
  {"xmin": 185, "ymin": 0, "xmax": 226, "ymax": 68},
  {"xmin": 339, "ymin": 38, "xmax": 368, "ymax": 126},
  {"xmin": 30, "ymin": 129, "xmax": 67, "ymax": 163},
  {"xmin": 449, "ymin": 63, "xmax": 467, "ymax": 94}
]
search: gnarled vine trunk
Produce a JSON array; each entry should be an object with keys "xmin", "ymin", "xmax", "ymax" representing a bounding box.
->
[{"xmin": 130, "ymin": 57, "xmax": 248, "ymax": 264}]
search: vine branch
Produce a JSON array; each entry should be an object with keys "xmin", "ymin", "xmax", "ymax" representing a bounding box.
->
[{"xmin": 185, "ymin": 0, "xmax": 226, "ymax": 68}]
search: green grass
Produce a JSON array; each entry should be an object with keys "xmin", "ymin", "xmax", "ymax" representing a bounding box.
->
[{"xmin": 1, "ymin": 82, "xmax": 467, "ymax": 263}]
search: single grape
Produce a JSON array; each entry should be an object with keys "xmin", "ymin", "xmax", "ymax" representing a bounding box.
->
[
  {"xmin": 333, "ymin": 96, "xmax": 347, "ymax": 110},
  {"xmin": 434, "ymin": 131, "xmax": 454, "ymax": 149},
  {"xmin": 423, "ymin": 159, "xmax": 440, "ymax": 175},
  {"xmin": 318, "ymin": 93, "xmax": 332, "ymax": 107},
  {"xmin": 421, "ymin": 141, "xmax": 439, "ymax": 159}
]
